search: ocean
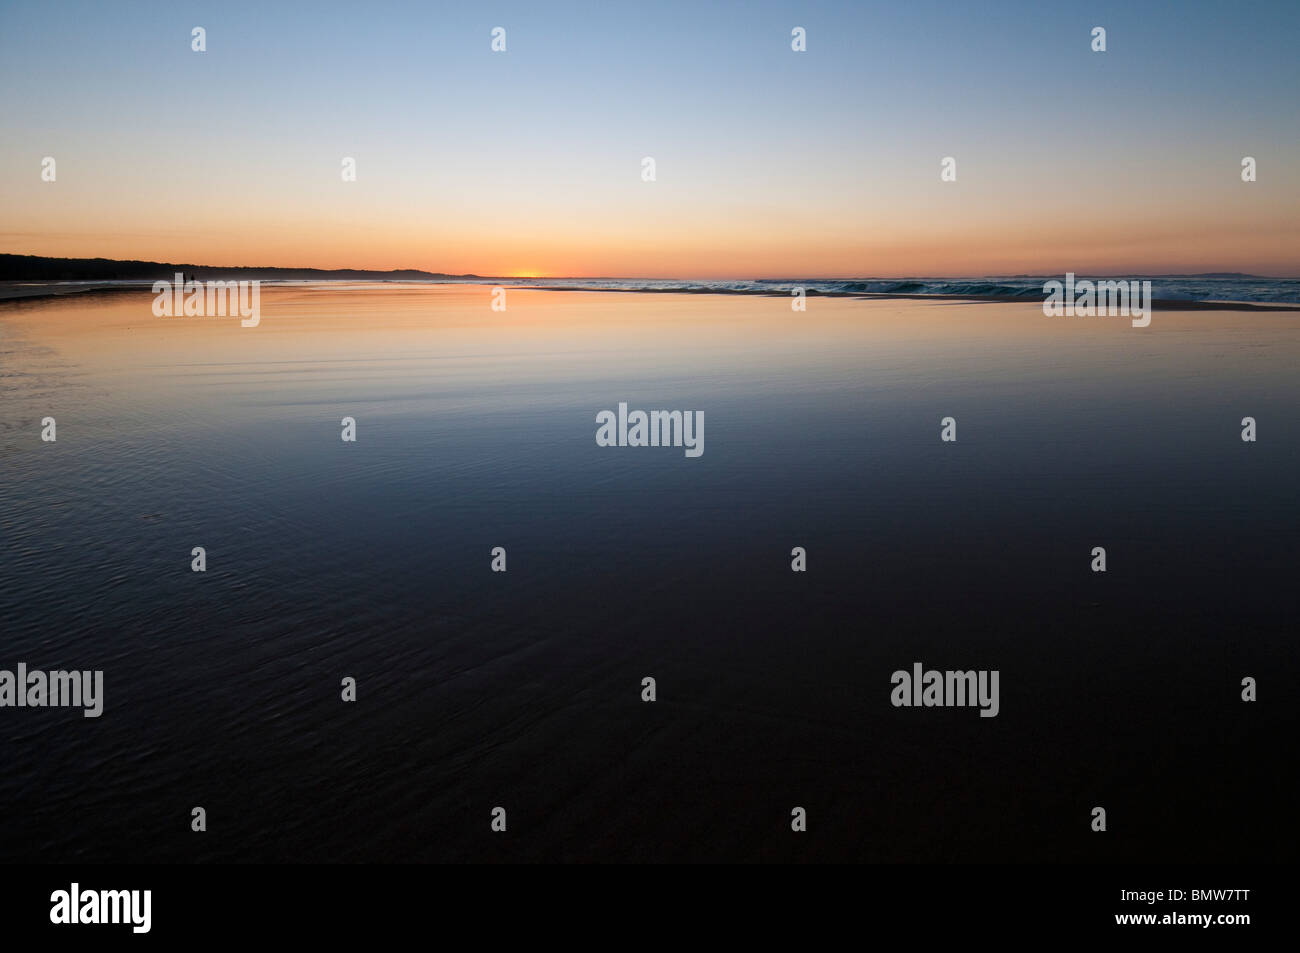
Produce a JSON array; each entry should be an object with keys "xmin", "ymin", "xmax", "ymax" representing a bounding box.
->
[
  {"xmin": 5, "ymin": 273, "xmax": 1300, "ymax": 305},
  {"xmin": 0, "ymin": 285, "xmax": 1295, "ymax": 862}
]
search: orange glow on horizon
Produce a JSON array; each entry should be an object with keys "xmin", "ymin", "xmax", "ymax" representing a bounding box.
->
[{"xmin": 6, "ymin": 192, "xmax": 1300, "ymax": 279}]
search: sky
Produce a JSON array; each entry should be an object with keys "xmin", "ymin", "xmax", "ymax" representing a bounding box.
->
[{"xmin": 1, "ymin": 0, "xmax": 1298, "ymax": 278}]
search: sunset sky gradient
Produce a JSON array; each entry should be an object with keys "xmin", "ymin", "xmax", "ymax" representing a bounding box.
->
[{"xmin": 2, "ymin": 0, "xmax": 1297, "ymax": 277}]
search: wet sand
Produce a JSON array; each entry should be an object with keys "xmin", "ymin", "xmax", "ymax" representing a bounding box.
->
[{"xmin": 1, "ymin": 286, "xmax": 1295, "ymax": 862}]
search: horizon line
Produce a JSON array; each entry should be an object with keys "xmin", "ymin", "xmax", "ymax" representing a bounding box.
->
[{"xmin": 1, "ymin": 254, "xmax": 1293, "ymax": 283}]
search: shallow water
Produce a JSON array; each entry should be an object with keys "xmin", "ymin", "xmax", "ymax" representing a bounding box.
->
[{"xmin": 1, "ymin": 286, "xmax": 1296, "ymax": 862}]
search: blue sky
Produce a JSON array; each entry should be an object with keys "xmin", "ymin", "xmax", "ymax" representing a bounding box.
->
[{"xmin": 2, "ymin": 0, "xmax": 1297, "ymax": 275}]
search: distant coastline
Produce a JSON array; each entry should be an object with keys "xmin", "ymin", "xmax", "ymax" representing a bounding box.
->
[
  {"xmin": 0, "ymin": 253, "xmax": 480, "ymax": 283},
  {"xmin": 2, "ymin": 254, "xmax": 1298, "ymax": 310}
]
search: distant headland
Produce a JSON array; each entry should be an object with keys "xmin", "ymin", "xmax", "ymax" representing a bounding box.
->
[{"xmin": 0, "ymin": 254, "xmax": 480, "ymax": 283}]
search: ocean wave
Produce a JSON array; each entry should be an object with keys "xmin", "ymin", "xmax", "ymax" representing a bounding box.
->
[
  {"xmin": 495, "ymin": 276, "xmax": 1300, "ymax": 304},
  {"xmin": 10, "ymin": 275, "xmax": 1300, "ymax": 305},
  {"xmin": 481, "ymin": 276, "xmax": 1298, "ymax": 304}
]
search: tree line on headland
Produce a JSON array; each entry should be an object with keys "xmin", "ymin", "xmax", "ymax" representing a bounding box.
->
[{"xmin": 0, "ymin": 254, "xmax": 478, "ymax": 282}]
